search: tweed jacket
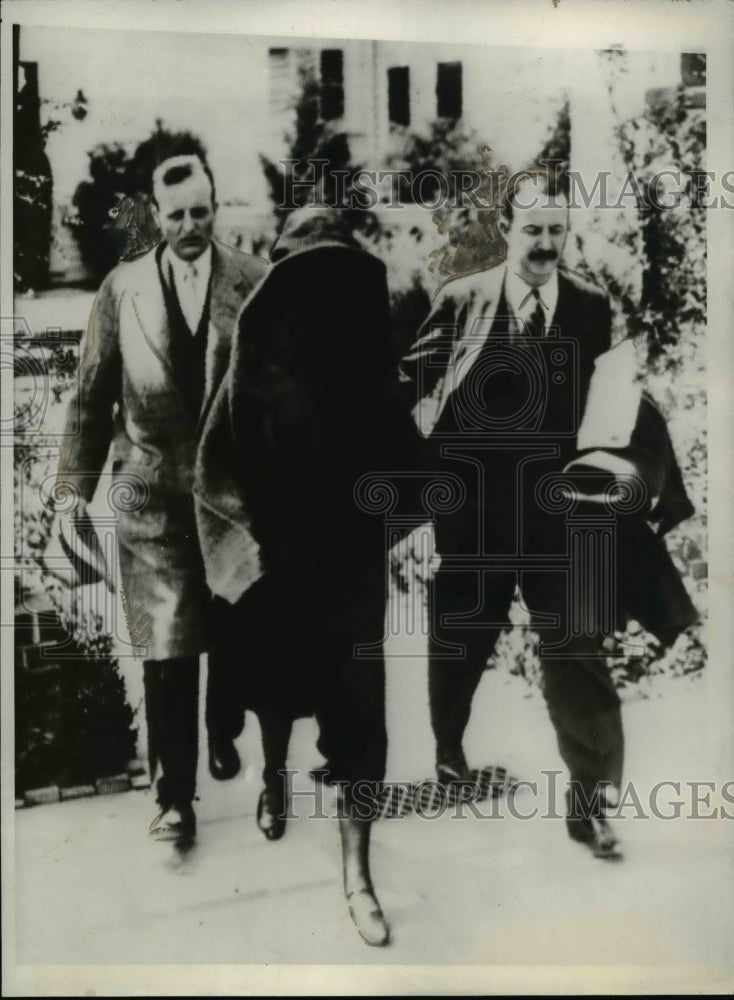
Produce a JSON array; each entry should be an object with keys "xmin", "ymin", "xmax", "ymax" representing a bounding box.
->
[{"xmin": 56, "ymin": 239, "xmax": 267, "ymax": 657}]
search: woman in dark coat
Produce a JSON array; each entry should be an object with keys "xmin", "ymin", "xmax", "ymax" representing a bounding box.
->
[{"xmin": 200, "ymin": 206, "xmax": 421, "ymax": 947}]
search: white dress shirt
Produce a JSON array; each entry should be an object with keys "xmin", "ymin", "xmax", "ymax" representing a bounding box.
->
[
  {"xmin": 503, "ymin": 267, "xmax": 559, "ymax": 337},
  {"xmin": 163, "ymin": 243, "xmax": 212, "ymax": 334}
]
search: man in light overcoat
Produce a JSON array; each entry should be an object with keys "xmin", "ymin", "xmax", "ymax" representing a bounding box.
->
[{"xmin": 55, "ymin": 145, "xmax": 267, "ymax": 841}]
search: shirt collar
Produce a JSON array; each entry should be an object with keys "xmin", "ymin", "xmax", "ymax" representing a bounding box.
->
[
  {"xmin": 503, "ymin": 266, "xmax": 559, "ymax": 321},
  {"xmin": 163, "ymin": 242, "xmax": 212, "ymax": 290}
]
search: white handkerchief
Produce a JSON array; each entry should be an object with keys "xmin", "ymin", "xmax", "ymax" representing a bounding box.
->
[{"xmin": 577, "ymin": 338, "xmax": 642, "ymax": 451}]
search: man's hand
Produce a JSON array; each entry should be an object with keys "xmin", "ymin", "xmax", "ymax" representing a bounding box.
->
[{"xmin": 49, "ymin": 498, "xmax": 116, "ymax": 593}]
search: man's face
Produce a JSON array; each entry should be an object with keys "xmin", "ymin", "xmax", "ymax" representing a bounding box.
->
[
  {"xmin": 155, "ymin": 172, "xmax": 216, "ymax": 262},
  {"xmin": 501, "ymin": 180, "xmax": 569, "ymax": 286}
]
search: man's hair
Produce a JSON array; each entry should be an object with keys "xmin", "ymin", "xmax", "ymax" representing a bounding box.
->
[
  {"xmin": 500, "ymin": 166, "xmax": 568, "ymax": 224},
  {"xmin": 132, "ymin": 129, "xmax": 216, "ymax": 206},
  {"xmin": 161, "ymin": 162, "xmax": 196, "ymax": 187}
]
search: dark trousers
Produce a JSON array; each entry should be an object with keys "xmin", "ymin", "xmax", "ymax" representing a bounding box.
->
[
  {"xmin": 259, "ymin": 708, "xmax": 293, "ymax": 790},
  {"xmin": 205, "ymin": 645, "xmax": 246, "ymax": 745},
  {"xmin": 430, "ymin": 501, "xmax": 627, "ymax": 806},
  {"xmin": 143, "ymin": 656, "xmax": 200, "ymax": 809}
]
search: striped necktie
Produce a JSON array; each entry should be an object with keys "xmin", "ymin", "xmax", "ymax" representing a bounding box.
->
[{"xmin": 523, "ymin": 288, "xmax": 545, "ymax": 339}]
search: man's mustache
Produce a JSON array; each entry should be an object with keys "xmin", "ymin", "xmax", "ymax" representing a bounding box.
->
[{"xmin": 528, "ymin": 249, "xmax": 558, "ymax": 262}]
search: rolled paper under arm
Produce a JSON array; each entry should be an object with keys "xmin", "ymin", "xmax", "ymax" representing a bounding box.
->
[{"xmin": 577, "ymin": 338, "xmax": 642, "ymax": 452}]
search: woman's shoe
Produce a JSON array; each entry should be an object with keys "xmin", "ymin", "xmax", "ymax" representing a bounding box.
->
[
  {"xmin": 436, "ymin": 747, "xmax": 471, "ymax": 785},
  {"xmin": 346, "ymin": 886, "xmax": 391, "ymax": 947},
  {"xmin": 256, "ymin": 788, "xmax": 286, "ymax": 841}
]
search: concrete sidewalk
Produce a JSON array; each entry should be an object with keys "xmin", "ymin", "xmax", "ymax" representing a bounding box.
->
[{"xmin": 11, "ymin": 667, "xmax": 733, "ymax": 983}]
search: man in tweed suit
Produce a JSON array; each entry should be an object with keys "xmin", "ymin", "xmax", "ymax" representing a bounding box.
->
[{"xmin": 56, "ymin": 145, "xmax": 267, "ymax": 841}]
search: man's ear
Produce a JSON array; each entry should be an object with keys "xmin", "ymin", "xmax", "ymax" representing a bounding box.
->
[
  {"xmin": 150, "ymin": 200, "xmax": 160, "ymax": 229},
  {"xmin": 498, "ymin": 216, "xmax": 510, "ymax": 237}
]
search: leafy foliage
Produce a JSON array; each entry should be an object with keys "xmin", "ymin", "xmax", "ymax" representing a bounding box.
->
[
  {"xmin": 14, "ymin": 73, "xmax": 54, "ymax": 292},
  {"xmin": 69, "ymin": 122, "xmax": 210, "ymax": 283},
  {"xmin": 71, "ymin": 142, "xmax": 136, "ymax": 281},
  {"xmin": 260, "ymin": 68, "xmax": 372, "ymax": 237},
  {"xmin": 16, "ymin": 616, "xmax": 138, "ymax": 792},
  {"xmin": 384, "ymin": 120, "xmax": 510, "ymax": 285},
  {"xmin": 537, "ymin": 98, "xmax": 571, "ymax": 181},
  {"xmin": 14, "ymin": 393, "xmax": 137, "ymax": 793},
  {"xmin": 39, "ymin": 90, "xmax": 88, "ymax": 143},
  {"xmin": 14, "ymin": 67, "xmax": 88, "ymax": 292},
  {"xmin": 580, "ymin": 50, "xmax": 706, "ymax": 368}
]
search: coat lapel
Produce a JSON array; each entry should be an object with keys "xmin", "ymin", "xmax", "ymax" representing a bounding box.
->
[
  {"xmin": 128, "ymin": 247, "xmax": 178, "ymax": 386},
  {"xmin": 198, "ymin": 241, "xmax": 251, "ymax": 433},
  {"xmin": 432, "ymin": 266, "xmax": 505, "ymax": 430}
]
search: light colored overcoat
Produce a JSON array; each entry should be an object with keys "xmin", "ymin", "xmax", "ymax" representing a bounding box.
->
[{"xmin": 57, "ymin": 240, "xmax": 267, "ymax": 658}]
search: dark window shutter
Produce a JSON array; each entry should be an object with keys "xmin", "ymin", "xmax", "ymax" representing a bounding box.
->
[
  {"xmin": 681, "ymin": 53, "xmax": 706, "ymax": 87},
  {"xmin": 321, "ymin": 48, "xmax": 344, "ymax": 120},
  {"xmin": 436, "ymin": 61, "xmax": 462, "ymax": 119},
  {"xmin": 388, "ymin": 66, "xmax": 410, "ymax": 127}
]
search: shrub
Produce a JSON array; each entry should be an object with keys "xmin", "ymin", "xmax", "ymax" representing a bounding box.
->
[{"xmin": 14, "ymin": 392, "xmax": 138, "ymax": 792}]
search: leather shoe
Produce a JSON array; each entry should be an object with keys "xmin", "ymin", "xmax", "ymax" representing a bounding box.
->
[
  {"xmin": 208, "ymin": 738, "xmax": 241, "ymax": 781},
  {"xmin": 566, "ymin": 814, "xmax": 622, "ymax": 860},
  {"xmin": 256, "ymin": 788, "xmax": 286, "ymax": 841},
  {"xmin": 346, "ymin": 887, "xmax": 391, "ymax": 947},
  {"xmin": 149, "ymin": 803, "xmax": 196, "ymax": 844}
]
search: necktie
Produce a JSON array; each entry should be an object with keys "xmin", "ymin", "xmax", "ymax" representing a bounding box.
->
[
  {"xmin": 178, "ymin": 262, "xmax": 202, "ymax": 334},
  {"xmin": 523, "ymin": 288, "xmax": 545, "ymax": 339}
]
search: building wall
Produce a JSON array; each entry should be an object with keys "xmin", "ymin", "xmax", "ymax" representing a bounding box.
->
[
  {"xmin": 262, "ymin": 39, "xmax": 573, "ymax": 173},
  {"xmin": 20, "ymin": 26, "xmax": 691, "ymax": 288}
]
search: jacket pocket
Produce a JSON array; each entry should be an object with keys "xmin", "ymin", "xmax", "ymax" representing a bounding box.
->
[{"xmin": 109, "ymin": 459, "xmax": 160, "ymax": 520}]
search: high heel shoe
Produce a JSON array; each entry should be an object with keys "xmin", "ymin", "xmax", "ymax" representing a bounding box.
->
[
  {"xmin": 345, "ymin": 886, "xmax": 391, "ymax": 947},
  {"xmin": 256, "ymin": 788, "xmax": 286, "ymax": 841},
  {"xmin": 436, "ymin": 747, "xmax": 471, "ymax": 785}
]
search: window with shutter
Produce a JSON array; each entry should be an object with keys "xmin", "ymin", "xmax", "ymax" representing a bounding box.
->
[
  {"xmin": 388, "ymin": 66, "xmax": 410, "ymax": 127},
  {"xmin": 320, "ymin": 48, "xmax": 344, "ymax": 120},
  {"xmin": 436, "ymin": 61, "xmax": 462, "ymax": 119}
]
